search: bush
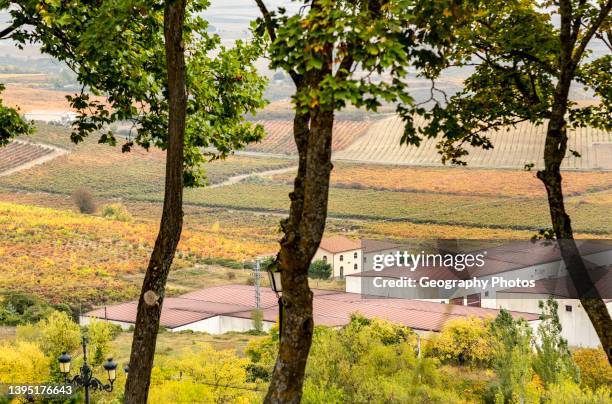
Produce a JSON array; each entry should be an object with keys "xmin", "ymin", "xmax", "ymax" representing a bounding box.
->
[
  {"xmin": 573, "ymin": 348, "xmax": 612, "ymax": 390},
  {"xmin": 429, "ymin": 316, "xmax": 493, "ymax": 367},
  {"xmin": 38, "ymin": 311, "xmax": 81, "ymax": 358},
  {"xmin": 543, "ymin": 380, "xmax": 611, "ymax": 404},
  {"xmin": 101, "ymin": 203, "xmax": 133, "ymax": 222},
  {"xmin": 0, "ymin": 341, "xmax": 50, "ymax": 383},
  {"xmin": 0, "ymin": 292, "xmax": 55, "ymax": 325},
  {"xmin": 72, "ymin": 187, "xmax": 96, "ymax": 214},
  {"xmin": 308, "ymin": 259, "xmax": 332, "ymax": 280}
]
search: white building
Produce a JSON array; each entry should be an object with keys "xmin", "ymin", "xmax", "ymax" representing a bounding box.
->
[
  {"xmin": 346, "ymin": 240, "xmax": 612, "ymax": 348},
  {"xmin": 24, "ymin": 110, "xmax": 77, "ymax": 125},
  {"xmin": 312, "ymin": 235, "xmax": 362, "ymax": 279}
]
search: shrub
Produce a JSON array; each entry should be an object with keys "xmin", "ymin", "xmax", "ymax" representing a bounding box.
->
[
  {"xmin": 308, "ymin": 259, "xmax": 332, "ymax": 280},
  {"xmin": 429, "ymin": 316, "xmax": 493, "ymax": 367},
  {"xmin": 0, "ymin": 341, "xmax": 50, "ymax": 383},
  {"xmin": 251, "ymin": 309, "xmax": 264, "ymax": 334},
  {"xmin": 543, "ymin": 380, "xmax": 611, "ymax": 404},
  {"xmin": 38, "ymin": 311, "xmax": 81, "ymax": 358},
  {"xmin": 533, "ymin": 298, "xmax": 579, "ymax": 386},
  {"xmin": 101, "ymin": 203, "xmax": 133, "ymax": 222},
  {"xmin": 0, "ymin": 292, "xmax": 55, "ymax": 326},
  {"xmin": 72, "ymin": 187, "xmax": 96, "ymax": 214},
  {"xmin": 573, "ymin": 348, "xmax": 612, "ymax": 390}
]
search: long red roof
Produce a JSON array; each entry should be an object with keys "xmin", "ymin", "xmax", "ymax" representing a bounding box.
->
[{"xmin": 85, "ymin": 284, "xmax": 538, "ymax": 331}]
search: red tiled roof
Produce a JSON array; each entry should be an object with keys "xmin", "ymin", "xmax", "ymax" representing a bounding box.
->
[
  {"xmin": 319, "ymin": 236, "xmax": 361, "ymax": 253},
  {"xmin": 85, "ymin": 285, "xmax": 538, "ymax": 332}
]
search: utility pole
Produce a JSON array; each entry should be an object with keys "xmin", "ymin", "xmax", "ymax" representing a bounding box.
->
[{"xmin": 254, "ymin": 259, "xmax": 261, "ymax": 309}]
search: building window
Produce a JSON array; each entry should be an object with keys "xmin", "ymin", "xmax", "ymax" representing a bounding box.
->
[
  {"xmin": 484, "ymin": 291, "xmax": 489, "ymax": 297},
  {"xmin": 340, "ymin": 266, "xmax": 344, "ymax": 278},
  {"xmin": 354, "ymin": 264, "xmax": 357, "ymax": 270},
  {"xmin": 565, "ymin": 305, "xmax": 573, "ymax": 312},
  {"xmin": 339, "ymin": 255, "xmax": 343, "ymax": 261},
  {"xmin": 354, "ymin": 252, "xmax": 358, "ymax": 259},
  {"xmin": 322, "ymin": 255, "xmax": 327, "ymax": 262}
]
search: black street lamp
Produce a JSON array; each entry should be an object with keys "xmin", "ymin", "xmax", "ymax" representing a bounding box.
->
[
  {"xmin": 58, "ymin": 337, "xmax": 118, "ymax": 404},
  {"xmin": 265, "ymin": 261, "xmax": 283, "ymax": 341}
]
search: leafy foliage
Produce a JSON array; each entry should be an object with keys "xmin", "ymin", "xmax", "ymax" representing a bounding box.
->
[
  {"xmin": 408, "ymin": 0, "xmax": 612, "ymax": 164},
  {"xmin": 149, "ymin": 343, "xmax": 260, "ymax": 403},
  {"xmin": 0, "ymin": 292, "xmax": 57, "ymax": 325},
  {"xmin": 0, "ymin": 83, "xmax": 31, "ymax": 145},
  {"xmin": 533, "ymin": 298, "xmax": 579, "ymax": 386},
  {"xmin": 3, "ymin": 0, "xmax": 267, "ymax": 186},
  {"xmin": 488, "ymin": 309, "xmax": 536, "ymax": 402},
  {"xmin": 428, "ymin": 316, "xmax": 493, "ymax": 367},
  {"xmin": 0, "ymin": 340, "xmax": 50, "ymax": 383},
  {"xmin": 72, "ymin": 186, "xmax": 96, "ymax": 214},
  {"xmin": 572, "ymin": 347, "xmax": 612, "ymax": 391},
  {"xmin": 308, "ymin": 259, "xmax": 331, "ymax": 280},
  {"xmin": 37, "ymin": 311, "xmax": 81, "ymax": 359}
]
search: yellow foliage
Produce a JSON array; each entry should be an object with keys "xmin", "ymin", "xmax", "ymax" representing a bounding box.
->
[
  {"xmin": 430, "ymin": 316, "xmax": 493, "ymax": 366},
  {"xmin": 572, "ymin": 347, "xmax": 612, "ymax": 390},
  {"xmin": 149, "ymin": 343, "xmax": 260, "ymax": 403},
  {"xmin": 0, "ymin": 340, "xmax": 50, "ymax": 383}
]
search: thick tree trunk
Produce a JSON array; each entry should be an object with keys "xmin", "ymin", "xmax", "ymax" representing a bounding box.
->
[
  {"xmin": 537, "ymin": 17, "xmax": 612, "ymax": 362},
  {"xmin": 124, "ymin": 1, "xmax": 188, "ymax": 402},
  {"xmin": 264, "ymin": 107, "xmax": 335, "ymax": 403}
]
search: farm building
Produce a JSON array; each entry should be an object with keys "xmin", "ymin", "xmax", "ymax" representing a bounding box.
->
[
  {"xmin": 312, "ymin": 235, "xmax": 362, "ymax": 279},
  {"xmin": 24, "ymin": 110, "xmax": 77, "ymax": 125},
  {"xmin": 346, "ymin": 239, "xmax": 612, "ymax": 347},
  {"xmin": 80, "ymin": 284, "xmax": 539, "ymax": 336}
]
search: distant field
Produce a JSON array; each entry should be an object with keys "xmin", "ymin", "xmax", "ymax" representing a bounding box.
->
[
  {"xmin": 0, "ymin": 125, "xmax": 295, "ymax": 199},
  {"xmin": 271, "ymin": 162, "xmax": 612, "ymax": 197},
  {"xmin": 0, "ymin": 141, "xmax": 56, "ymax": 174},
  {"xmin": 245, "ymin": 120, "xmax": 371, "ymax": 155},
  {"xmin": 1, "ymin": 84, "xmax": 80, "ymax": 112},
  {"xmin": 183, "ymin": 183, "xmax": 612, "ymax": 234},
  {"xmin": 333, "ymin": 115, "xmax": 612, "ymax": 170}
]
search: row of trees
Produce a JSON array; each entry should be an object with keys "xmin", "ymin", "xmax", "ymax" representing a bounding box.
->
[
  {"xmin": 1, "ymin": 304, "xmax": 610, "ymax": 402},
  {"xmin": 1, "ymin": 0, "xmax": 611, "ymax": 402}
]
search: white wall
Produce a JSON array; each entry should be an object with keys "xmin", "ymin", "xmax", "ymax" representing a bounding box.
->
[
  {"xmin": 80, "ymin": 316, "xmax": 134, "ymax": 330},
  {"xmin": 496, "ymin": 293, "xmax": 612, "ymax": 348},
  {"xmin": 171, "ymin": 316, "xmax": 275, "ymax": 334},
  {"xmin": 313, "ymin": 248, "xmax": 361, "ymax": 279}
]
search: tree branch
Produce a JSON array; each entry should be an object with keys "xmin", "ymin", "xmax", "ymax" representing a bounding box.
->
[
  {"xmin": 572, "ymin": 0, "xmax": 612, "ymax": 66},
  {"xmin": 0, "ymin": 22, "xmax": 22, "ymax": 40},
  {"xmin": 254, "ymin": 0, "xmax": 276, "ymax": 42}
]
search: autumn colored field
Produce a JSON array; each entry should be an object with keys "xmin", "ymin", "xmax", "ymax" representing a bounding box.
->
[
  {"xmin": 0, "ymin": 124, "xmax": 295, "ymax": 199},
  {"xmin": 0, "ymin": 201, "xmax": 276, "ymax": 307},
  {"xmin": 0, "ymin": 84, "xmax": 83, "ymax": 112},
  {"xmin": 181, "ymin": 183, "xmax": 612, "ymax": 234},
  {"xmin": 271, "ymin": 162, "xmax": 612, "ymax": 198}
]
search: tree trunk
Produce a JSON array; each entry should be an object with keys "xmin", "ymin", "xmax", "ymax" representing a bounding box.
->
[
  {"xmin": 264, "ymin": 105, "xmax": 335, "ymax": 403},
  {"xmin": 536, "ymin": 8, "xmax": 612, "ymax": 362},
  {"xmin": 124, "ymin": 1, "xmax": 188, "ymax": 402},
  {"xmin": 537, "ymin": 117, "xmax": 612, "ymax": 364}
]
